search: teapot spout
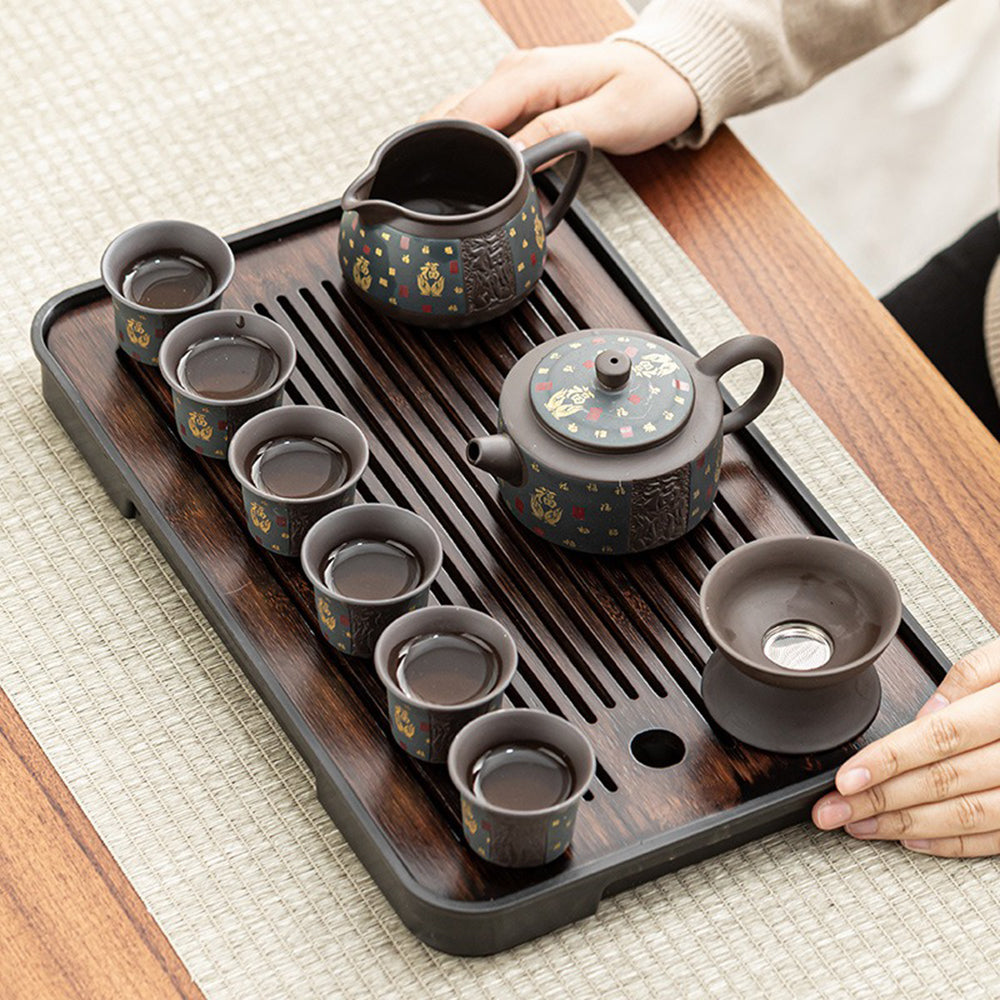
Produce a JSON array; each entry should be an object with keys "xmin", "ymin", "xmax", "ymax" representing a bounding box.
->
[{"xmin": 467, "ymin": 434, "xmax": 524, "ymax": 486}]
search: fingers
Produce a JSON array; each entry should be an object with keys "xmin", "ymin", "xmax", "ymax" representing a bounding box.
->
[
  {"xmin": 839, "ymin": 786, "xmax": 1000, "ymax": 842},
  {"xmin": 510, "ymin": 90, "xmax": 620, "ymax": 154},
  {"xmin": 510, "ymin": 68, "xmax": 696, "ymax": 156},
  {"xmin": 421, "ymin": 41, "xmax": 698, "ymax": 156},
  {"xmin": 833, "ymin": 682, "xmax": 1000, "ymax": 797},
  {"xmin": 435, "ymin": 46, "xmax": 614, "ymax": 135},
  {"xmin": 916, "ymin": 638, "xmax": 1000, "ymax": 718},
  {"xmin": 903, "ymin": 831, "xmax": 1000, "ymax": 857},
  {"xmin": 813, "ymin": 739, "xmax": 1000, "ymax": 829}
]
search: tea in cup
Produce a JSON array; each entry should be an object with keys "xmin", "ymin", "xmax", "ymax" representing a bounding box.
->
[
  {"xmin": 159, "ymin": 310, "xmax": 296, "ymax": 460},
  {"xmin": 448, "ymin": 708, "xmax": 595, "ymax": 867},
  {"xmin": 101, "ymin": 220, "xmax": 235, "ymax": 366},
  {"xmin": 375, "ymin": 606, "xmax": 518, "ymax": 762},
  {"xmin": 228, "ymin": 405, "xmax": 369, "ymax": 556},
  {"xmin": 300, "ymin": 503, "xmax": 443, "ymax": 657}
]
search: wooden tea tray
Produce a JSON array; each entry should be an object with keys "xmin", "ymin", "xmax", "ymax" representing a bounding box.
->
[{"xmin": 33, "ymin": 186, "xmax": 948, "ymax": 955}]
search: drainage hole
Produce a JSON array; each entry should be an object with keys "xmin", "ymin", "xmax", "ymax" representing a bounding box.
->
[{"xmin": 630, "ymin": 729, "xmax": 685, "ymax": 769}]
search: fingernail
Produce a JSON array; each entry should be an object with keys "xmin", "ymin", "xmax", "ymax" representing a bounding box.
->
[
  {"xmin": 816, "ymin": 800, "xmax": 852, "ymax": 829},
  {"xmin": 917, "ymin": 694, "xmax": 949, "ymax": 718},
  {"xmin": 512, "ymin": 138, "xmax": 525, "ymax": 151},
  {"xmin": 838, "ymin": 767, "xmax": 872, "ymax": 794},
  {"xmin": 846, "ymin": 818, "xmax": 878, "ymax": 837},
  {"xmin": 903, "ymin": 839, "xmax": 931, "ymax": 852}
]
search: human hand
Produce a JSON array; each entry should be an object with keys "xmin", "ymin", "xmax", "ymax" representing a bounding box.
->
[
  {"xmin": 812, "ymin": 638, "xmax": 1000, "ymax": 856},
  {"xmin": 425, "ymin": 42, "xmax": 697, "ymax": 154}
]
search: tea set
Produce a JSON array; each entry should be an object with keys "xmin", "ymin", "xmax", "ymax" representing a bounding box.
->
[{"xmin": 99, "ymin": 119, "xmax": 901, "ymax": 868}]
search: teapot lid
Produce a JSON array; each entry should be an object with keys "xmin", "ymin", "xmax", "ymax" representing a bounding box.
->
[{"xmin": 529, "ymin": 332, "xmax": 694, "ymax": 451}]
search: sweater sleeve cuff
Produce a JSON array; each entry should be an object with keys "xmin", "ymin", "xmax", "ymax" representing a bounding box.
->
[{"xmin": 610, "ymin": 3, "xmax": 757, "ymax": 148}]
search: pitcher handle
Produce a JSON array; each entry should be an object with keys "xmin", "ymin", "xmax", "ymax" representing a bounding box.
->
[
  {"xmin": 695, "ymin": 335, "xmax": 784, "ymax": 435},
  {"xmin": 521, "ymin": 131, "xmax": 593, "ymax": 234}
]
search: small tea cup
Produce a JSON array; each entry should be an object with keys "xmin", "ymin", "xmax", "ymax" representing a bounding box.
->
[
  {"xmin": 100, "ymin": 220, "xmax": 235, "ymax": 366},
  {"xmin": 448, "ymin": 708, "xmax": 595, "ymax": 868},
  {"xmin": 300, "ymin": 503, "xmax": 443, "ymax": 658},
  {"xmin": 159, "ymin": 310, "xmax": 296, "ymax": 460},
  {"xmin": 227, "ymin": 405, "xmax": 369, "ymax": 557},
  {"xmin": 374, "ymin": 606, "xmax": 518, "ymax": 762}
]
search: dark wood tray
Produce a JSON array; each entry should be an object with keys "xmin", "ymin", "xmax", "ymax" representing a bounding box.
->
[{"xmin": 32, "ymin": 184, "xmax": 948, "ymax": 955}]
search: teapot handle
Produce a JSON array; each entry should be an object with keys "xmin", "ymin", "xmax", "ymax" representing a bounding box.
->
[
  {"xmin": 695, "ymin": 335, "xmax": 784, "ymax": 435},
  {"xmin": 521, "ymin": 131, "xmax": 593, "ymax": 235}
]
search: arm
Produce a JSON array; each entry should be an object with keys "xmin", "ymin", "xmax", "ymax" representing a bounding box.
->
[
  {"xmin": 615, "ymin": 0, "xmax": 949, "ymax": 146},
  {"xmin": 431, "ymin": 0, "xmax": 947, "ymax": 152}
]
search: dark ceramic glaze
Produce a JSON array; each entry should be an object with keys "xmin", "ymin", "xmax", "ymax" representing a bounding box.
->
[
  {"xmin": 227, "ymin": 405, "xmax": 369, "ymax": 557},
  {"xmin": 468, "ymin": 329, "xmax": 783, "ymax": 554},
  {"xmin": 300, "ymin": 503, "xmax": 443, "ymax": 658},
  {"xmin": 374, "ymin": 606, "xmax": 518, "ymax": 763},
  {"xmin": 448, "ymin": 709, "xmax": 595, "ymax": 868},
  {"xmin": 339, "ymin": 120, "xmax": 591, "ymax": 328},
  {"xmin": 100, "ymin": 220, "xmax": 235, "ymax": 366},
  {"xmin": 699, "ymin": 535, "xmax": 902, "ymax": 754},
  {"xmin": 158, "ymin": 310, "xmax": 296, "ymax": 461}
]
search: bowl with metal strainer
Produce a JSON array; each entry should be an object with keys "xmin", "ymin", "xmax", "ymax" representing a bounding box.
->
[{"xmin": 699, "ymin": 535, "xmax": 901, "ymax": 755}]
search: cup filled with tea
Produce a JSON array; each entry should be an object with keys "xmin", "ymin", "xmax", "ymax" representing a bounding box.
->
[
  {"xmin": 100, "ymin": 220, "xmax": 236, "ymax": 366},
  {"xmin": 300, "ymin": 503, "xmax": 443, "ymax": 658},
  {"xmin": 227, "ymin": 405, "xmax": 369, "ymax": 556},
  {"xmin": 159, "ymin": 310, "xmax": 296, "ymax": 460},
  {"xmin": 374, "ymin": 605, "xmax": 518, "ymax": 762},
  {"xmin": 448, "ymin": 708, "xmax": 595, "ymax": 867}
]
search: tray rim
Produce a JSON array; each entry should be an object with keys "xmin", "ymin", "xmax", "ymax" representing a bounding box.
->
[{"xmin": 31, "ymin": 188, "xmax": 951, "ymax": 955}]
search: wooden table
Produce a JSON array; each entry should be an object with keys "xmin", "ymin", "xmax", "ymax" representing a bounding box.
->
[{"xmin": 6, "ymin": 0, "xmax": 999, "ymax": 995}]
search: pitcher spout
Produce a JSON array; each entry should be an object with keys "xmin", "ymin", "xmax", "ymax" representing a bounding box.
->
[
  {"xmin": 341, "ymin": 165, "xmax": 375, "ymax": 213},
  {"xmin": 467, "ymin": 434, "xmax": 524, "ymax": 486},
  {"xmin": 341, "ymin": 162, "xmax": 405, "ymax": 226}
]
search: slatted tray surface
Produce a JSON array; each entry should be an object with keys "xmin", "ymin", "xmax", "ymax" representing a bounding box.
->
[{"xmin": 35, "ymin": 198, "xmax": 946, "ymax": 954}]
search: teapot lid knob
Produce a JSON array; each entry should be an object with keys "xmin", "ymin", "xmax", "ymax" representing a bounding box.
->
[{"xmin": 595, "ymin": 350, "xmax": 630, "ymax": 390}]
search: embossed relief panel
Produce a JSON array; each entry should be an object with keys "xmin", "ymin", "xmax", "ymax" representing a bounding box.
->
[{"xmin": 461, "ymin": 226, "xmax": 515, "ymax": 311}]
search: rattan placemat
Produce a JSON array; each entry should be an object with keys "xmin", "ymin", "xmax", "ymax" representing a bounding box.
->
[{"xmin": 2, "ymin": 1, "xmax": 998, "ymax": 997}]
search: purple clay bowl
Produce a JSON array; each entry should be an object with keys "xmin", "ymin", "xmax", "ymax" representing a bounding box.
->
[{"xmin": 699, "ymin": 534, "xmax": 902, "ymax": 754}]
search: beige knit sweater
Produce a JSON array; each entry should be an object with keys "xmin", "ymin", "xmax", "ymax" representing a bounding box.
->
[{"xmin": 615, "ymin": 0, "xmax": 1000, "ymax": 401}]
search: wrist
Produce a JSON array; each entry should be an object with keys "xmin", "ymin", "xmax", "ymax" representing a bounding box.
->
[{"xmin": 609, "ymin": 2, "xmax": 755, "ymax": 148}]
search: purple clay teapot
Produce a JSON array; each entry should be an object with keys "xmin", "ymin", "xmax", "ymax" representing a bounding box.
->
[
  {"xmin": 467, "ymin": 329, "xmax": 783, "ymax": 554},
  {"xmin": 339, "ymin": 119, "xmax": 591, "ymax": 328}
]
